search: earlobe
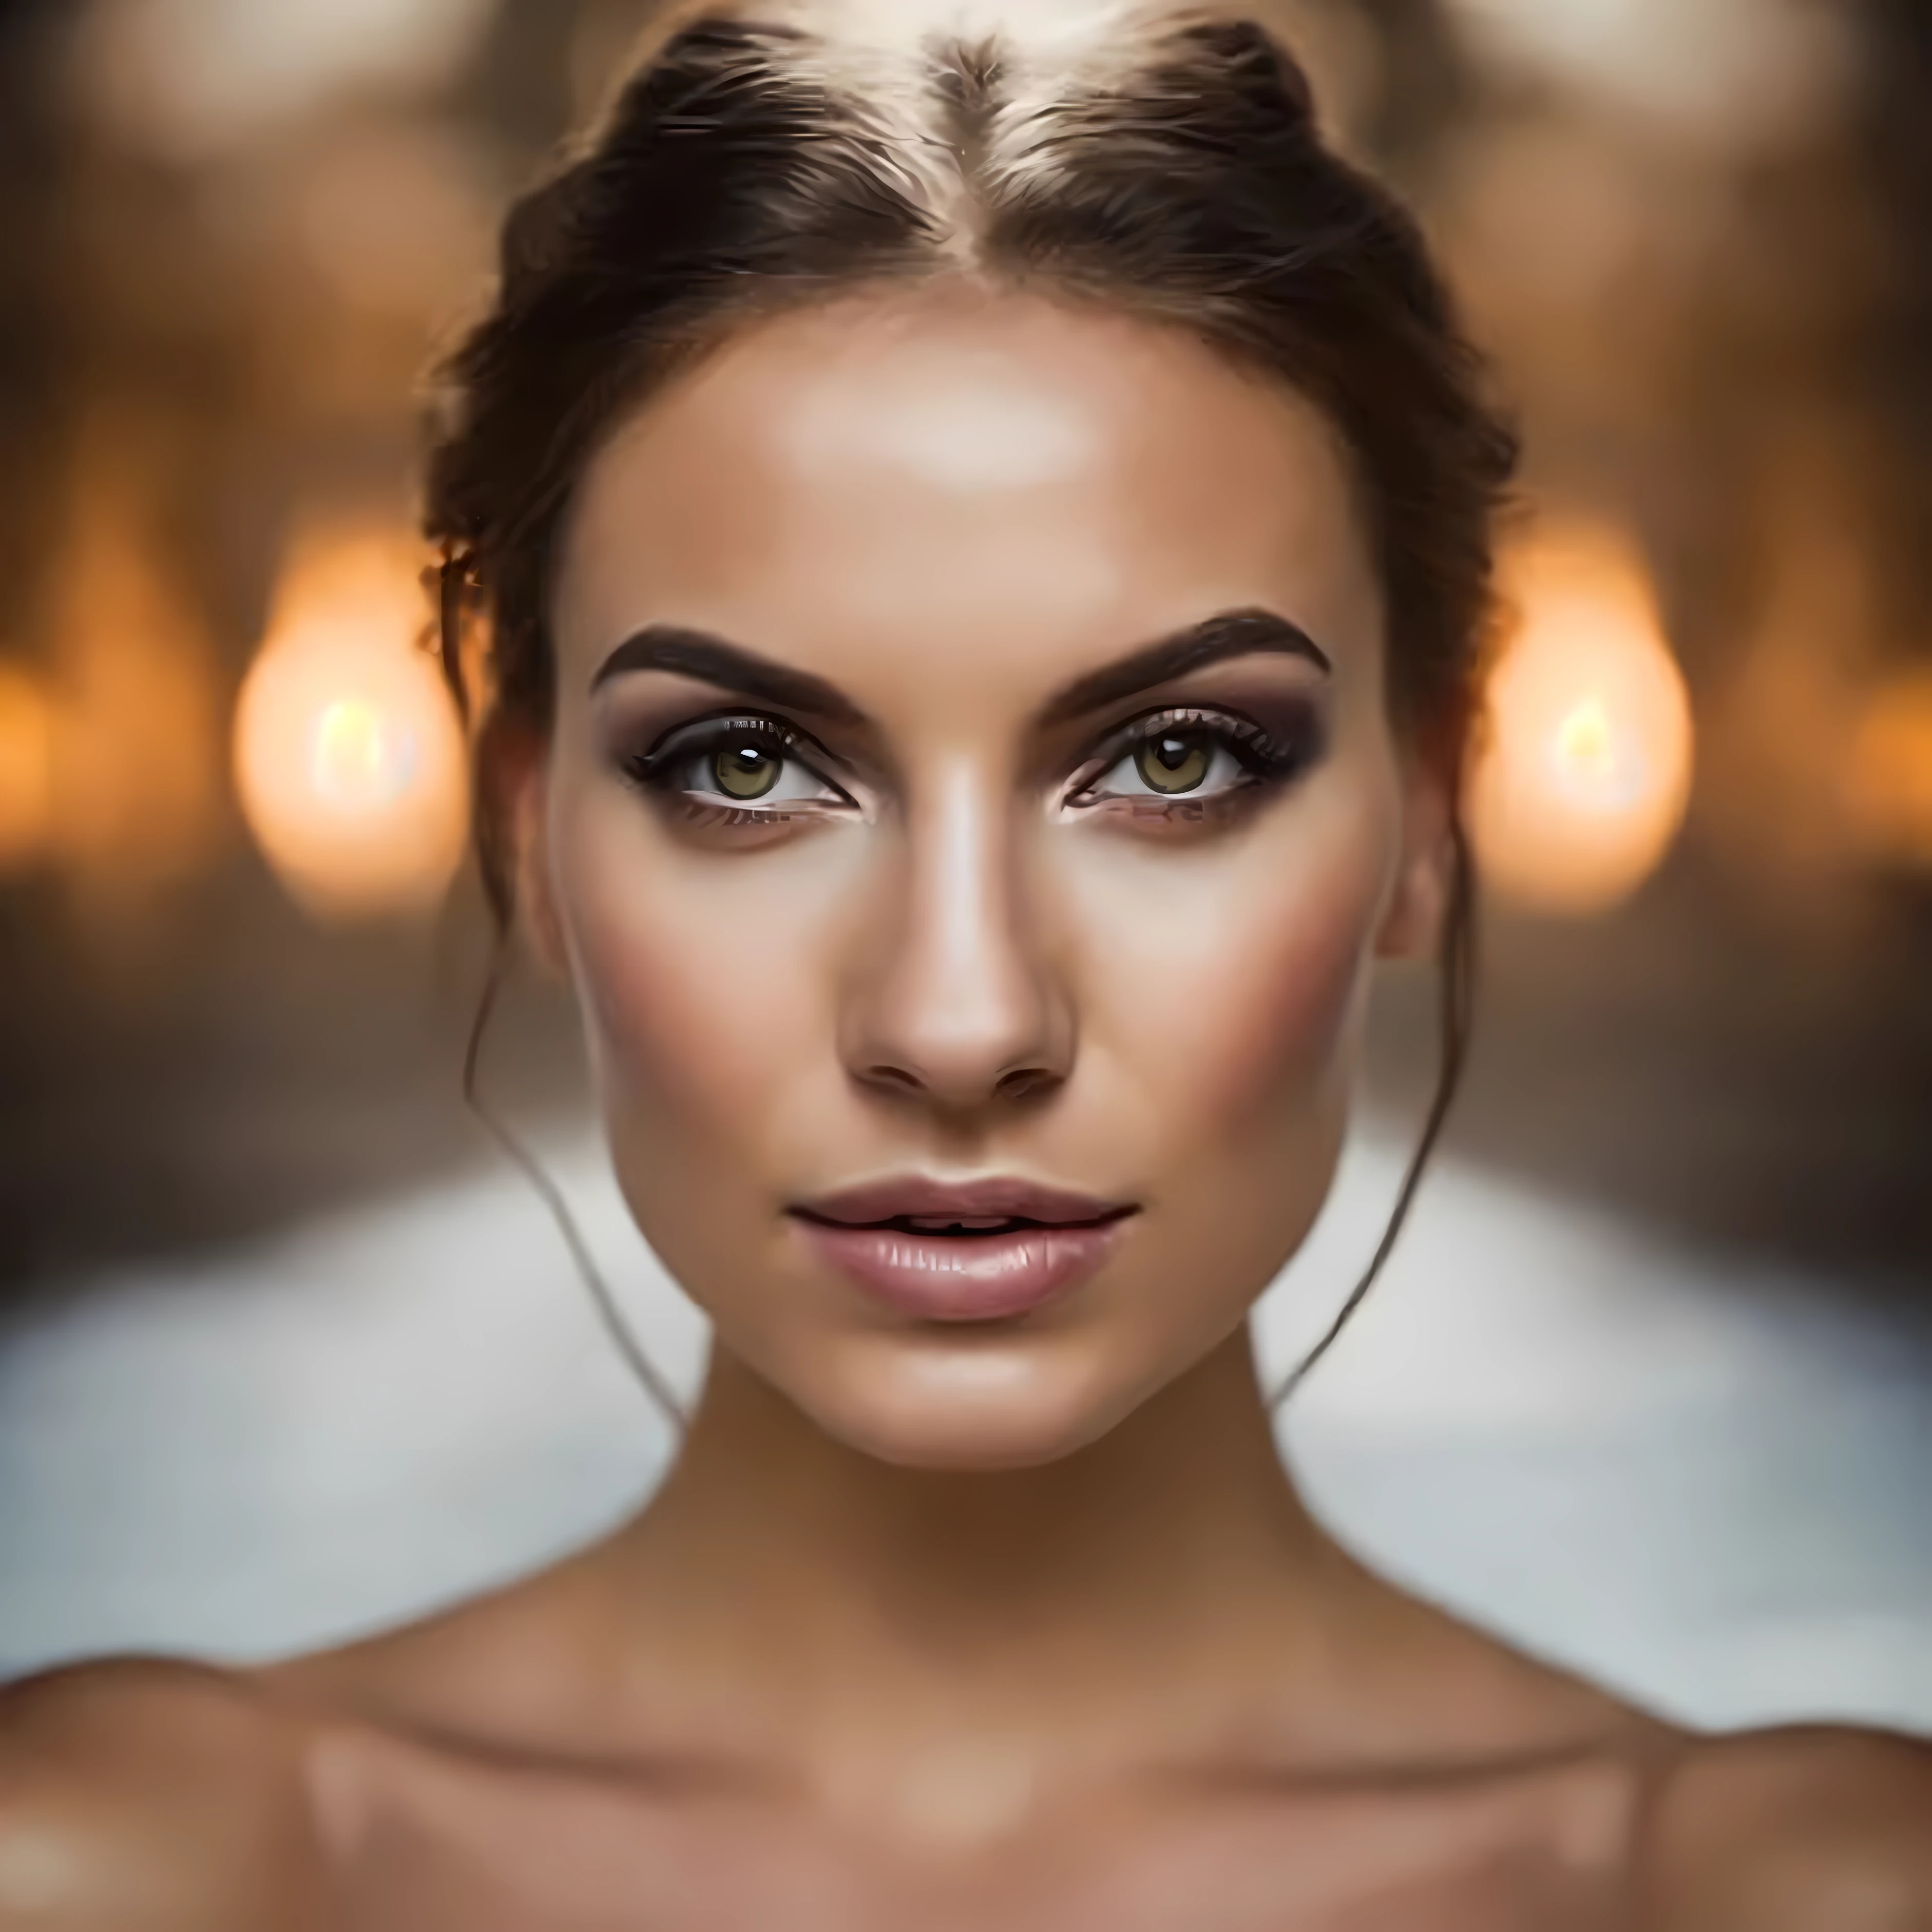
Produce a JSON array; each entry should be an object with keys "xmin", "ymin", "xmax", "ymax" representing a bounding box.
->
[
  {"xmin": 1376, "ymin": 771, "xmax": 1453, "ymax": 963},
  {"xmin": 486, "ymin": 716, "xmax": 568, "ymax": 977},
  {"xmin": 1375, "ymin": 845, "xmax": 1445, "ymax": 962},
  {"xmin": 517, "ymin": 788, "xmax": 569, "ymax": 978}
]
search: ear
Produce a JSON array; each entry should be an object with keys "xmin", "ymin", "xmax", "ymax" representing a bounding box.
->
[
  {"xmin": 1376, "ymin": 753, "xmax": 1455, "ymax": 963},
  {"xmin": 485, "ymin": 716, "xmax": 568, "ymax": 977}
]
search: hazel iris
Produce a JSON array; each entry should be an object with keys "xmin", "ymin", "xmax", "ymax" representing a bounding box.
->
[
  {"xmin": 715, "ymin": 740, "xmax": 782, "ymax": 800},
  {"xmin": 1137, "ymin": 731, "xmax": 1211, "ymax": 795}
]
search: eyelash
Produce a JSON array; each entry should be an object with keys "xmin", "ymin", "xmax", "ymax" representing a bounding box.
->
[
  {"xmin": 620, "ymin": 703, "xmax": 1323, "ymax": 826},
  {"xmin": 1065, "ymin": 705, "xmax": 1323, "ymax": 815},
  {"xmin": 622, "ymin": 715, "xmax": 852, "ymax": 826}
]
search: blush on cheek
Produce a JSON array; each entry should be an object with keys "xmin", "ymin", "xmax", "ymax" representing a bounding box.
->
[
  {"xmin": 1221, "ymin": 774, "xmax": 1403, "ymax": 1121},
  {"xmin": 1199, "ymin": 886, "xmax": 1375, "ymax": 1137},
  {"xmin": 1084, "ymin": 809, "xmax": 1390, "ymax": 1145},
  {"xmin": 553, "ymin": 820, "xmax": 818, "ymax": 1142}
]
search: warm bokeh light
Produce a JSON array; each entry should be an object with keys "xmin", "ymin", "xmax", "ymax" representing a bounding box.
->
[
  {"xmin": 1845, "ymin": 673, "xmax": 1932, "ymax": 872},
  {"xmin": 1445, "ymin": 0, "xmax": 1849, "ymax": 146},
  {"xmin": 234, "ymin": 524, "xmax": 468, "ymax": 920},
  {"xmin": 78, "ymin": 0, "xmax": 497, "ymax": 161},
  {"xmin": 1469, "ymin": 520, "xmax": 1695, "ymax": 915},
  {"xmin": 44, "ymin": 475, "xmax": 224, "ymax": 910},
  {"xmin": 0, "ymin": 666, "xmax": 55, "ymax": 873}
]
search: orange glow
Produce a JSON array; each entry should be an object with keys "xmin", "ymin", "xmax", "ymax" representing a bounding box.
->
[
  {"xmin": 1845, "ymin": 672, "xmax": 1932, "ymax": 870},
  {"xmin": 235, "ymin": 525, "xmax": 468, "ymax": 920},
  {"xmin": 44, "ymin": 486, "xmax": 223, "ymax": 908},
  {"xmin": 1469, "ymin": 521, "xmax": 1695, "ymax": 915},
  {"xmin": 0, "ymin": 666, "xmax": 55, "ymax": 872}
]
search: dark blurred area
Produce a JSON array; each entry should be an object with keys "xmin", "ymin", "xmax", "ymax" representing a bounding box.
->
[{"xmin": 0, "ymin": 0, "xmax": 1928, "ymax": 1297}]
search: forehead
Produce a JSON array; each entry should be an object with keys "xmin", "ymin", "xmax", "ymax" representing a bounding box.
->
[{"xmin": 553, "ymin": 288, "xmax": 1382, "ymax": 706}]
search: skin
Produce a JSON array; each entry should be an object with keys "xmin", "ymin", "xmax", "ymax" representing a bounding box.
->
[{"xmin": 2, "ymin": 286, "xmax": 1928, "ymax": 1929}]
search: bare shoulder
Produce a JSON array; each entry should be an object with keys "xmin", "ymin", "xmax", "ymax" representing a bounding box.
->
[
  {"xmin": 264, "ymin": 1538, "xmax": 633, "ymax": 1740},
  {"xmin": 0, "ymin": 1658, "xmax": 324, "ymax": 1930},
  {"xmin": 1649, "ymin": 1723, "xmax": 1932, "ymax": 1929}
]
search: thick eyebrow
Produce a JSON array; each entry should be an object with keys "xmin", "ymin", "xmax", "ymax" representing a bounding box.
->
[
  {"xmin": 591, "ymin": 626, "xmax": 867, "ymax": 725},
  {"xmin": 1038, "ymin": 608, "xmax": 1333, "ymax": 728},
  {"xmin": 592, "ymin": 607, "xmax": 1330, "ymax": 732}
]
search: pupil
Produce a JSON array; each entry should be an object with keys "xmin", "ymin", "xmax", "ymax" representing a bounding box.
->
[
  {"xmin": 1138, "ymin": 733, "xmax": 1210, "ymax": 795},
  {"xmin": 716, "ymin": 742, "xmax": 780, "ymax": 800}
]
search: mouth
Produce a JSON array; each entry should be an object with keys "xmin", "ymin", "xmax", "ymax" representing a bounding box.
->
[{"xmin": 788, "ymin": 1178, "xmax": 1139, "ymax": 1323}]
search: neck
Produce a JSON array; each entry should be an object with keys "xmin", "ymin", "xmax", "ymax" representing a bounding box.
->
[{"xmin": 610, "ymin": 1329, "xmax": 1372, "ymax": 1810}]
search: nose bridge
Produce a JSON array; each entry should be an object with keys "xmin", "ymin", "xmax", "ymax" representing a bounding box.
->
[{"xmin": 848, "ymin": 755, "xmax": 1069, "ymax": 1107}]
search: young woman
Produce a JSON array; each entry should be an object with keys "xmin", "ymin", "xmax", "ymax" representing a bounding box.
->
[{"xmin": 2, "ymin": 4, "xmax": 1927, "ymax": 1925}]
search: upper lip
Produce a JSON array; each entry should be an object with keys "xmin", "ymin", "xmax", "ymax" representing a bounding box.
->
[{"xmin": 792, "ymin": 1176, "xmax": 1138, "ymax": 1229}]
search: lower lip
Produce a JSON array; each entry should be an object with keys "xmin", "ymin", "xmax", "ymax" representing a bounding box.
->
[{"xmin": 791, "ymin": 1217, "xmax": 1131, "ymax": 1323}]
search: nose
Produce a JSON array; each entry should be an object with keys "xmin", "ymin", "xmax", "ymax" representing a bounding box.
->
[{"xmin": 842, "ymin": 761, "xmax": 1073, "ymax": 1113}]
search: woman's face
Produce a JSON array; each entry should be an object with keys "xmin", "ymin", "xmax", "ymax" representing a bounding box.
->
[{"xmin": 535, "ymin": 287, "xmax": 1445, "ymax": 1470}]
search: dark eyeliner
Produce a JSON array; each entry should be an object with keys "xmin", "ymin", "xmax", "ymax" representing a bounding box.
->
[
  {"xmin": 620, "ymin": 712, "xmax": 849, "ymax": 800},
  {"xmin": 1067, "ymin": 702, "xmax": 1325, "ymax": 805}
]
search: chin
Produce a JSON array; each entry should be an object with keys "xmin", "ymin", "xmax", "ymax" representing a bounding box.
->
[{"xmin": 801, "ymin": 1331, "xmax": 1144, "ymax": 1472}]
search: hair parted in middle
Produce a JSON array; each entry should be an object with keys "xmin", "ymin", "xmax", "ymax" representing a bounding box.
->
[
  {"xmin": 427, "ymin": 0, "xmax": 1516, "ymax": 1399},
  {"xmin": 430, "ymin": 0, "xmax": 1514, "ymax": 851}
]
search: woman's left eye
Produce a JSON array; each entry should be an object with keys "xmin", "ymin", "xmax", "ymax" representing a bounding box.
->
[{"xmin": 1073, "ymin": 713, "xmax": 1289, "ymax": 806}]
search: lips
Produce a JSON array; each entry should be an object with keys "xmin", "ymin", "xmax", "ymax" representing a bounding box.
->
[
  {"xmin": 797, "ymin": 1175, "xmax": 1133, "ymax": 1230},
  {"xmin": 789, "ymin": 1176, "xmax": 1138, "ymax": 1323}
]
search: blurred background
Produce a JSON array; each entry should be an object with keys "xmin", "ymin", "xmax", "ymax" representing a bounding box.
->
[{"xmin": 0, "ymin": 0, "xmax": 1927, "ymax": 1729}]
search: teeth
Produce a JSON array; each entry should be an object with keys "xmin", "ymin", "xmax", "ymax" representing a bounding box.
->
[{"xmin": 907, "ymin": 1215, "xmax": 1013, "ymax": 1231}]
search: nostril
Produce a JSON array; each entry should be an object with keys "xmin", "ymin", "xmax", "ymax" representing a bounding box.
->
[
  {"xmin": 856, "ymin": 1062, "xmax": 1060, "ymax": 1105},
  {"xmin": 994, "ymin": 1065, "xmax": 1060, "ymax": 1103}
]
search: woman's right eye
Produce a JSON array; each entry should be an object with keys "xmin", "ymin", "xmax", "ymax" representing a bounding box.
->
[{"xmin": 627, "ymin": 717, "xmax": 851, "ymax": 815}]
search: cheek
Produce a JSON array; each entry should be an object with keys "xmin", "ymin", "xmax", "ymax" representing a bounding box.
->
[
  {"xmin": 546, "ymin": 782, "xmax": 844, "ymax": 1163},
  {"xmin": 1068, "ymin": 782, "xmax": 1394, "ymax": 1147}
]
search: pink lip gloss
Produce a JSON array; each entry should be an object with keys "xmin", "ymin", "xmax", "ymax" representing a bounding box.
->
[{"xmin": 790, "ymin": 1218, "xmax": 1129, "ymax": 1322}]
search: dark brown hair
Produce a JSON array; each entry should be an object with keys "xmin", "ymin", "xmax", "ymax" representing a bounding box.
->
[{"xmin": 427, "ymin": 2, "xmax": 1515, "ymax": 1401}]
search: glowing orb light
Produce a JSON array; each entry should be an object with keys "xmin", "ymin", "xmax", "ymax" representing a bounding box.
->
[
  {"xmin": 1469, "ymin": 521, "xmax": 1695, "ymax": 915},
  {"xmin": 0, "ymin": 665, "xmax": 55, "ymax": 874},
  {"xmin": 235, "ymin": 526, "xmax": 468, "ymax": 920},
  {"xmin": 1845, "ymin": 672, "xmax": 1932, "ymax": 871}
]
